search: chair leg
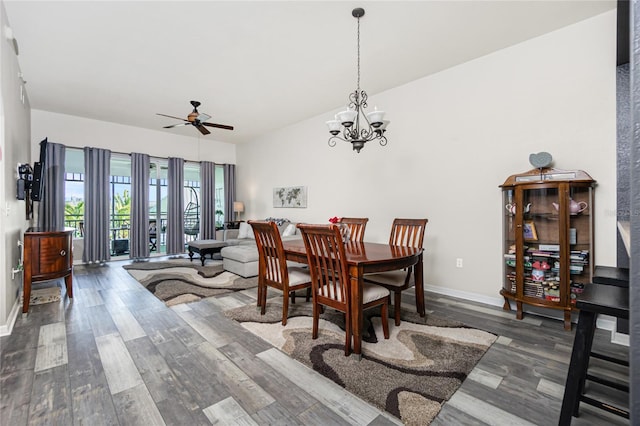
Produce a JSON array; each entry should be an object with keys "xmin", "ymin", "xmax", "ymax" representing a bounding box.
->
[
  {"xmin": 260, "ymin": 285, "xmax": 267, "ymax": 315},
  {"xmin": 394, "ymin": 291, "xmax": 402, "ymax": 326},
  {"xmin": 344, "ymin": 309, "xmax": 351, "ymax": 356},
  {"xmin": 282, "ymin": 288, "xmax": 289, "ymax": 326},
  {"xmin": 305, "ymin": 287, "xmax": 311, "ymax": 302},
  {"xmin": 257, "ymin": 283, "xmax": 263, "ymax": 308},
  {"xmin": 312, "ymin": 302, "xmax": 320, "ymax": 339},
  {"xmin": 291, "ymin": 291, "xmax": 296, "ymax": 304},
  {"xmin": 381, "ymin": 301, "xmax": 390, "ymax": 339}
]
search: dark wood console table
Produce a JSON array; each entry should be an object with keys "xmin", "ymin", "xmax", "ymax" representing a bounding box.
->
[{"xmin": 23, "ymin": 227, "xmax": 74, "ymax": 314}]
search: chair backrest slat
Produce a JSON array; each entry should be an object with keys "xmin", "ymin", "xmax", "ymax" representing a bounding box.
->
[
  {"xmin": 298, "ymin": 224, "xmax": 349, "ymax": 305},
  {"xmin": 389, "ymin": 218, "xmax": 428, "ymax": 249},
  {"xmin": 338, "ymin": 217, "xmax": 369, "ymax": 243}
]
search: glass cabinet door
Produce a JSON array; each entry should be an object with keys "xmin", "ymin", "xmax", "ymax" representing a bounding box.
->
[
  {"xmin": 502, "ymin": 190, "xmax": 516, "ymax": 296},
  {"xmin": 567, "ymin": 186, "xmax": 594, "ymax": 305},
  {"xmin": 522, "ymin": 186, "xmax": 561, "ymax": 304}
]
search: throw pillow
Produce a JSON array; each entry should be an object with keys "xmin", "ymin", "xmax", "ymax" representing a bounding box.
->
[
  {"xmin": 237, "ymin": 222, "xmax": 254, "ymax": 239},
  {"xmin": 282, "ymin": 223, "xmax": 297, "ymax": 237}
]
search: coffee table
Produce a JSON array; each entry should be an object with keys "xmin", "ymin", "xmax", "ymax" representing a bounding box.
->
[{"xmin": 187, "ymin": 240, "xmax": 228, "ymax": 266}]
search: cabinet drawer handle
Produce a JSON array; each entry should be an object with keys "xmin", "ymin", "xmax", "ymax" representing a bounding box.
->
[{"xmin": 60, "ymin": 250, "xmax": 66, "ymax": 256}]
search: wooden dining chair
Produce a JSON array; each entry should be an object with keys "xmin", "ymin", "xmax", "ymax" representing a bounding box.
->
[
  {"xmin": 365, "ymin": 218, "xmax": 428, "ymax": 326},
  {"xmin": 338, "ymin": 217, "xmax": 369, "ymax": 242},
  {"xmin": 297, "ymin": 223, "xmax": 390, "ymax": 356},
  {"xmin": 249, "ymin": 220, "xmax": 311, "ymax": 325}
]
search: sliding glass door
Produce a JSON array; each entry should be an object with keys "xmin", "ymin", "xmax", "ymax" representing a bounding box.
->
[
  {"xmin": 184, "ymin": 162, "xmax": 201, "ymax": 243},
  {"xmin": 64, "ymin": 149, "xmax": 228, "ymax": 259},
  {"xmin": 149, "ymin": 161, "xmax": 168, "ymax": 255},
  {"xmin": 110, "ymin": 155, "xmax": 131, "ymax": 256}
]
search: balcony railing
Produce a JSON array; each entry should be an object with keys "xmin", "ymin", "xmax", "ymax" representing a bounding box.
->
[
  {"xmin": 64, "ymin": 216, "xmax": 84, "ymax": 238},
  {"xmin": 65, "ymin": 214, "xmax": 204, "ymax": 256}
]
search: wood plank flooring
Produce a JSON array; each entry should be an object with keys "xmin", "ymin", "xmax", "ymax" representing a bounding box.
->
[{"xmin": 0, "ymin": 258, "xmax": 629, "ymax": 425}]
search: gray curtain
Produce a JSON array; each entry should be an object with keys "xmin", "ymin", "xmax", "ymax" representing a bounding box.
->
[
  {"xmin": 37, "ymin": 142, "xmax": 66, "ymax": 229},
  {"xmin": 166, "ymin": 157, "xmax": 184, "ymax": 254},
  {"xmin": 130, "ymin": 153, "xmax": 150, "ymax": 259},
  {"xmin": 83, "ymin": 147, "xmax": 111, "ymax": 263},
  {"xmin": 200, "ymin": 161, "xmax": 216, "ymax": 239},
  {"xmin": 224, "ymin": 164, "xmax": 236, "ymax": 225}
]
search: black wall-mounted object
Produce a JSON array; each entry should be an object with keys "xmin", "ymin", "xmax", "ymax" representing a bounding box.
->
[
  {"xmin": 30, "ymin": 138, "xmax": 48, "ymax": 202},
  {"xmin": 16, "ymin": 138, "xmax": 49, "ymax": 220},
  {"xmin": 16, "ymin": 163, "xmax": 32, "ymax": 200},
  {"xmin": 16, "ymin": 178, "xmax": 26, "ymax": 200}
]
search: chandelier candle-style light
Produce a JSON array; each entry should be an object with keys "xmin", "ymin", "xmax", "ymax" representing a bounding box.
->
[{"xmin": 326, "ymin": 7, "xmax": 389, "ymax": 153}]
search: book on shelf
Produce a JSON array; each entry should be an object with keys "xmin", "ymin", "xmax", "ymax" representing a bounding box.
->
[{"xmin": 528, "ymin": 251, "xmax": 561, "ymax": 259}]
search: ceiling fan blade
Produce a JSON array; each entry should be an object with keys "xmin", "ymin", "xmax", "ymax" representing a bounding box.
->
[
  {"xmin": 201, "ymin": 122, "xmax": 234, "ymax": 131},
  {"xmin": 195, "ymin": 124, "xmax": 211, "ymax": 135},
  {"xmin": 163, "ymin": 123, "xmax": 190, "ymax": 129},
  {"xmin": 157, "ymin": 113, "xmax": 188, "ymax": 121},
  {"xmin": 196, "ymin": 113, "xmax": 211, "ymax": 122}
]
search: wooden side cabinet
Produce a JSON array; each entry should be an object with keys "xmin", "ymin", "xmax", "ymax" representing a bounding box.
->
[
  {"xmin": 23, "ymin": 227, "xmax": 74, "ymax": 314},
  {"xmin": 500, "ymin": 168, "xmax": 595, "ymax": 330}
]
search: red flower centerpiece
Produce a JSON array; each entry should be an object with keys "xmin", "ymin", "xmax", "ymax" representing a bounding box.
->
[{"xmin": 329, "ymin": 216, "xmax": 340, "ymax": 224}]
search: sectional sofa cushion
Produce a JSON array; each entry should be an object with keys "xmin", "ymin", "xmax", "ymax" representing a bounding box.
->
[
  {"xmin": 237, "ymin": 222, "xmax": 255, "ymax": 239},
  {"xmin": 282, "ymin": 223, "xmax": 297, "ymax": 237}
]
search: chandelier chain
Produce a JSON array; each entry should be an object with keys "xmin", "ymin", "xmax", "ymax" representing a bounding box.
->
[{"xmin": 356, "ymin": 15, "xmax": 360, "ymax": 91}]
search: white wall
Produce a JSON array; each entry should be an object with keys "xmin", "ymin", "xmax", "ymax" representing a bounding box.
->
[
  {"xmin": 237, "ymin": 11, "xmax": 617, "ymax": 305},
  {"xmin": 31, "ymin": 110, "xmax": 236, "ymax": 164},
  {"xmin": 1, "ymin": 0, "xmax": 32, "ymax": 334}
]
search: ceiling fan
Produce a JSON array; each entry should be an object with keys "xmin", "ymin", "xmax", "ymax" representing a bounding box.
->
[{"xmin": 157, "ymin": 100, "xmax": 234, "ymax": 135}]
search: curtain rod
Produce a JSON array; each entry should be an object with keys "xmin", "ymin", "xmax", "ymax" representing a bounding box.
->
[{"xmin": 67, "ymin": 146, "xmax": 234, "ymax": 165}]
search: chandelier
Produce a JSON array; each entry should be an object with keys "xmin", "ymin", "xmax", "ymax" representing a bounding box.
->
[{"xmin": 326, "ymin": 7, "xmax": 389, "ymax": 153}]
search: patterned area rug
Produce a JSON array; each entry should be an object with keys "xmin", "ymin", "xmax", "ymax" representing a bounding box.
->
[
  {"xmin": 123, "ymin": 259, "xmax": 258, "ymax": 306},
  {"xmin": 225, "ymin": 301, "xmax": 496, "ymax": 425},
  {"xmin": 21, "ymin": 286, "xmax": 61, "ymax": 306}
]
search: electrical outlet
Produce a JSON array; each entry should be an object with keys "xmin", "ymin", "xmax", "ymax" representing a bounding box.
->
[{"xmin": 456, "ymin": 258, "xmax": 463, "ymax": 268}]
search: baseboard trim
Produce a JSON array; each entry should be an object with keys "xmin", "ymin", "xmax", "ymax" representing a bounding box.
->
[
  {"xmin": 424, "ymin": 284, "xmax": 624, "ymax": 342},
  {"xmin": 0, "ymin": 298, "xmax": 20, "ymax": 337},
  {"xmin": 612, "ymin": 331, "xmax": 630, "ymax": 346},
  {"xmin": 611, "ymin": 317, "xmax": 630, "ymax": 346},
  {"xmin": 424, "ymin": 283, "xmax": 505, "ymax": 308}
]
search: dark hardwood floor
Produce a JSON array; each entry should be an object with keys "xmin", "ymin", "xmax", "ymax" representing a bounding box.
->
[{"xmin": 0, "ymin": 258, "xmax": 629, "ymax": 425}]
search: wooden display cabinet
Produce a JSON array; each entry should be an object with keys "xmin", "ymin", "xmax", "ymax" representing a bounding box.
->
[
  {"xmin": 23, "ymin": 227, "xmax": 74, "ymax": 314},
  {"xmin": 500, "ymin": 168, "xmax": 595, "ymax": 330}
]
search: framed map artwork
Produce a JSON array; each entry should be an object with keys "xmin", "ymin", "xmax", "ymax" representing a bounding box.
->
[{"xmin": 273, "ymin": 186, "xmax": 307, "ymax": 208}]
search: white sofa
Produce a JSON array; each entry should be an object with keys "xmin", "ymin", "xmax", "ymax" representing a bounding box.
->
[{"xmin": 220, "ymin": 220, "xmax": 302, "ymax": 278}]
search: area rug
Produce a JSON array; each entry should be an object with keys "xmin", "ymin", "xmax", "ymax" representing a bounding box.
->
[
  {"xmin": 225, "ymin": 301, "xmax": 496, "ymax": 425},
  {"xmin": 21, "ymin": 286, "xmax": 61, "ymax": 305},
  {"xmin": 123, "ymin": 259, "xmax": 258, "ymax": 306}
]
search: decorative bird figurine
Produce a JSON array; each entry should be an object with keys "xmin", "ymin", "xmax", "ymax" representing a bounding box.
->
[{"xmin": 529, "ymin": 152, "xmax": 552, "ymax": 169}]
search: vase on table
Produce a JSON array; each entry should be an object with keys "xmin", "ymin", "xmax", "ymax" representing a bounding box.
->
[{"xmin": 336, "ymin": 223, "xmax": 350, "ymax": 243}]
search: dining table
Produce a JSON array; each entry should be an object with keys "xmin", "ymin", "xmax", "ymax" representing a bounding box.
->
[{"xmin": 282, "ymin": 239, "xmax": 425, "ymax": 358}]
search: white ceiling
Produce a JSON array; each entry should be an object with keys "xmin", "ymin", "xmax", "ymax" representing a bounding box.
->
[{"xmin": 4, "ymin": 1, "xmax": 615, "ymax": 145}]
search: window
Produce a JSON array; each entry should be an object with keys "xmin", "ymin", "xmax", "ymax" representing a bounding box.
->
[
  {"xmin": 184, "ymin": 162, "xmax": 201, "ymax": 243},
  {"xmin": 64, "ymin": 149, "xmax": 228, "ymax": 258},
  {"xmin": 64, "ymin": 148, "xmax": 85, "ymax": 238},
  {"xmin": 110, "ymin": 155, "xmax": 131, "ymax": 256}
]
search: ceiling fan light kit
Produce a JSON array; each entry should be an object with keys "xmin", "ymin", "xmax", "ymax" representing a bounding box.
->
[
  {"xmin": 326, "ymin": 7, "xmax": 389, "ymax": 153},
  {"xmin": 158, "ymin": 100, "xmax": 234, "ymax": 136}
]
